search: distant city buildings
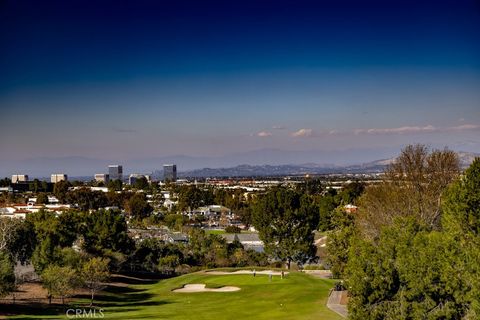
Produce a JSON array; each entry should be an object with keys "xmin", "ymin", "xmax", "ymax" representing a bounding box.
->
[
  {"xmin": 11, "ymin": 174, "xmax": 28, "ymax": 183},
  {"xmin": 108, "ymin": 165, "xmax": 123, "ymax": 181},
  {"xmin": 163, "ymin": 164, "xmax": 177, "ymax": 182},
  {"xmin": 51, "ymin": 174, "xmax": 68, "ymax": 183},
  {"xmin": 94, "ymin": 173, "xmax": 110, "ymax": 184}
]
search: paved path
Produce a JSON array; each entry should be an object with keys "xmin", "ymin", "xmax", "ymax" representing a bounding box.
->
[{"xmin": 326, "ymin": 290, "xmax": 348, "ymax": 318}]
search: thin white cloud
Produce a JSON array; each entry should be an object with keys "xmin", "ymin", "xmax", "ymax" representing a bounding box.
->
[
  {"xmin": 291, "ymin": 128, "xmax": 314, "ymax": 137},
  {"xmin": 449, "ymin": 124, "xmax": 480, "ymax": 131},
  {"xmin": 272, "ymin": 125, "xmax": 287, "ymax": 130},
  {"xmin": 256, "ymin": 131, "xmax": 272, "ymax": 137},
  {"xmin": 282, "ymin": 123, "xmax": 479, "ymax": 139},
  {"xmin": 353, "ymin": 124, "xmax": 480, "ymax": 135},
  {"xmin": 354, "ymin": 125, "xmax": 436, "ymax": 135}
]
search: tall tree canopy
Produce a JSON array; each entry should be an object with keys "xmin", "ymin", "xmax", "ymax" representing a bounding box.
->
[
  {"xmin": 338, "ymin": 154, "xmax": 480, "ymax": 319},
  {"xmin": 252, "ymin": 187, "xmax": 319, "ymax": 268},
  {"xmin": 356, "ymin": 144, "xmax": 459, "ymax": 239}
]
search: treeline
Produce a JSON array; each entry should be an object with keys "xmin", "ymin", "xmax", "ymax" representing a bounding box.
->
[
  {"xmin": 0, "ymin": 208, "xmax": 268, "ymax": 304},
  {"xmin": 326, "ymin": 145, "xmax": 480, "ymax": 319}
]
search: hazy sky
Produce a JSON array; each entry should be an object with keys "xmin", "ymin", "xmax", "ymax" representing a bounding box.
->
[{"xmin": 1, "ymin": 0, "xmax": 479, "ymax": 163}]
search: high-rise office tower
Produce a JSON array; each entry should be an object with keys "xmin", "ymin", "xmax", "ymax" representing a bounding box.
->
[
  {"xmin": 163, "ymin": 164, "xmax": 177, "ymax": 182},
  {"xmin": 108, "ymin": 165, "xmax": 123, "ymax": 181},
  {"xmin": 11, "ymin": 174, "xmax": 29, "ymax": 183},
  {"xmin": 51, "ymin": 174, "xmax": 68, "ymax": 183}
]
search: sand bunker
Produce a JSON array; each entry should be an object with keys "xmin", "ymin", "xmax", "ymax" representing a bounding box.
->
[
  {"xmin": 173, "ymin": 284, "xmax": 241, "ymax": 293},
  {"xmin": 205, "ymin": 270, "xmax": 289, "ymax": 276}
]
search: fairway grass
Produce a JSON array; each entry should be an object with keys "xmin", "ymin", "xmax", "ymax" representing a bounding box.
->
[{"xmin": 6, "ymin": 271, "xmax": 342, "ymax": 320}]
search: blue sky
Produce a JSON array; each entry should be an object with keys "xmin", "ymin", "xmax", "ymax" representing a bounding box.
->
[{"xmin": 1, "ymin": 0, "xmax": 479, "ymax": 168}]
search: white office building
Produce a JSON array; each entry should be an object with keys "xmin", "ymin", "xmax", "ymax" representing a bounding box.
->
[
  {"xmin": 11, "ymin": 174, "xmax": 29, "ymax": 183},
  {"xmin": 51, "ymin": 174, "xmax": 68, "ymax": 183}
]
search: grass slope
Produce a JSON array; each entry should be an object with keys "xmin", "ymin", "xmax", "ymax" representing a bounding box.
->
[{"xmin": 7, "ymin": 271, "xmax": 341, "ymax": 320}]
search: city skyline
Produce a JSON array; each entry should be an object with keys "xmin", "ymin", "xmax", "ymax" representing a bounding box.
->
[{"xmin": 1, "ymin": 0, "xmax": 479, "ymax": 172}]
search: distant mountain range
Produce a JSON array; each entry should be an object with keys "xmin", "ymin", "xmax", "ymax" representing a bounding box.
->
[
  {"xmin": 0, "ymin": 149, "xmax": 478, "ymax": 179},
  {"xmin": 176, "ymin": 151, "xmax": 479, "ymax": 178}
]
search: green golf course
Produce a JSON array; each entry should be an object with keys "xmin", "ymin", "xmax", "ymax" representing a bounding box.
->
[{"xmin": 7, "ymin": 270, "xmax": 342, "ymax": 320}]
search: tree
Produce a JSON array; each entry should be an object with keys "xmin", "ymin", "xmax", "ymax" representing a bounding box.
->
[
  {"xmin": 252, "ymin": 187, "xmax": 319, "ymax": 269},
  {"xmin": 0, "ymin": 251, "xmax": 15, "ymax": 298},
  {"xmin": 31, "ymin": 237, "xmax": 59, "ymax": 273},
  {"xmin": 317, "ymin": 191, "xmax": 339, "ymax": 231},
  {"xmin": 82, "ymin": 257, "xmax": 110, "ymax": 307},
  {"xmin": 57, "ymin": 210, "xmax": 81, "ymax": 247},
  {"xmin": 177, "ymin": 186, "xmax": 214, "ymax": 212},
  {"xmin": 343, "ymin": 158, "xmax": 480, "ymax": 320},
  {"xmin": 356, "ymin": 144, "xmax": 459, "ymax": 239},
  {"xmin": 6, "ymin": 218, "xmax": 36, "ymax": 264},
  {"xmin": 28, "ymin": 211, "xmax": 62, "ymax": 273},
  {"xmin": 81, "ymin": 209, "xmax": 133, "ymax": 254},
  {"xmin": 133, "ymin": 177, "xmax": 149, "ymax": 190},
  {"xmin": 441, "ymin": 157, "xmax": 480, "ymax": 317},
  {"xmin": 338, "ymin": 181, "xmax": 365, "ymax": 204},
  {"xmin": 225, "ymin": 225, "xmax": 241, "ymax": 233},
  {"xmin": 157, "ymin": 255, "xmax": 180, "ymax": 275},
  {"xmin": 0, "ymin": 217, "xmax": 23, "ymax": 252},
  {"xmin": 67, "ymin": 188, "xmax": 108, "ymax": 211},
  {"xmin": 0, "ymin": 177, "xmax": 11, "ymax": 187},
  {"xmin": 107, "ymin": 179, "xmax": 123, "ymax": 192},
  {"xmin": 325, "ymin": 207, "xmax": 356, "ymax": 278},
  {"xmin": 53, "ymin": 180, "xmax": 71, "ymax": 203},
  {"xmin": 347, "ymin": 217, "xmax": 472, "ymax": 320},
  {"xmin": 41, "ymin": 265, "xmax": 80, "ymax": 305},
  {"xmin": 125, "ymin": 193, "xmax": 153, "ymax": 219},
  {"xmin": 36, "ymin": 192, "xmax": 49, "ymax": 204},
  {"xmin": 443, "ymin": 157, "xmax": 480, "ymax": 236},
  {"xmin": 164, "ymin": 214, "xmax": 187, "ymax": 231}
]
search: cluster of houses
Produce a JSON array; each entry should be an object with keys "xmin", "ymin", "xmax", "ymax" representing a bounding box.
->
[
  {"xmin": 0, "ymin": 194, "xmax": 74, "ymax": 218},
  {"xmin": 182, "ymin": 205, "xmax": 244, "ymax": 228},
  {"xmin": 128, "ymin": 227, "xmax": 189, "ymax": 244}
]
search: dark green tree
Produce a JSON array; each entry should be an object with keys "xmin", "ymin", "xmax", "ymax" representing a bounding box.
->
[
  {"xmin": 67, "ymin": 188, "xmax": 108, "ymax": 211},
  {"xmin": 0, "ymin": 177, "xmax": 11, "ymax": 187},
  {"xmin": 53, "ymin": 180, "xmax": 71, "ymax": 203},
  {"xmin": 81, "ymin": 209, "xmax": 133, "ymax": 254},
  {"xmin": 177, "ymin": 186, "xmax": 214, "ymax": 211},
  {"xmin": 125, "ymin": 193, "xmax": 153, "ymax": 219},
  {"xmin": 107, "ymin": 179, "xmax": 123, "ymax": 192},
  {"xmin": 441, "ymin": 157, "xmax": 480, "ymax": 318},
  {"xmin": 133, "ymin": 177, "xmax": 149, "ymax": 190},
  {"xmin": 347, "ymin": 217, "xmax": 472, "ymax": 320},
  {"xmin": 325, "ymin": 207, "xmax": 356, "ymax": 278},
  {"xmin": 317, "ymin": 191, "xmax": 339, "ymax": 231},
  {"xmin": 252, "ymin": 187, "xmax": 319, "ymax": 269},
  {"xmin": 0, "ymin": 251, "xmax": 15, "ymax": 298},
  {"xmin": 36, "ymin": 192, "xmax": 49, "ymax": 204}
]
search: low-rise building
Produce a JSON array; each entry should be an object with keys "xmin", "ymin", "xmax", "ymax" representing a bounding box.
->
[{"xmin": 222, "ymin": 233, "xmax": 264, "ymax": 252}]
